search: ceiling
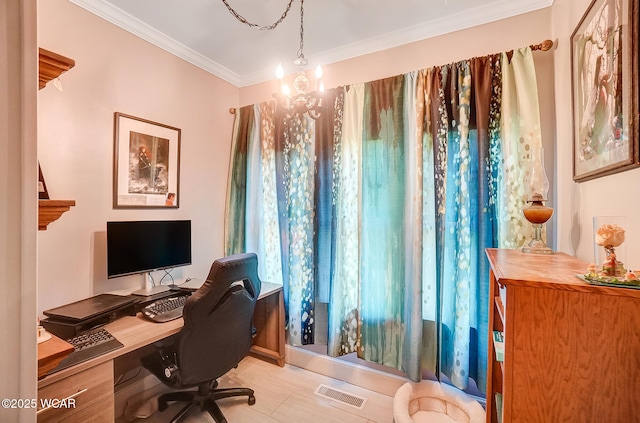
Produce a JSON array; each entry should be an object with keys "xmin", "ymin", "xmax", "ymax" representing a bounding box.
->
[{"xmin": 69, "ymin": 0, "xmax": 552, "ymax": 87}]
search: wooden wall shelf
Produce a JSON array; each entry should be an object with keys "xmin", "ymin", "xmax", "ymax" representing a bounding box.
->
[
  {"xmin": 39, "ymin": 200, "xmax": 75, "ymax": 230},
  {"xmin": 38, "ymin": 48, "xmax": 76, "ymax": 230},
  {"xmin": 39, "ymin": 48, "xmax": 75, "ymax": 90}
]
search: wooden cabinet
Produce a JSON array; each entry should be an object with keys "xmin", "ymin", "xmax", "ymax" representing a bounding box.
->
[
  {"xmin": 37, "ymin": 361, "xmax": 114, "ymax": 422},
  {"xmin": 485, "ymin": 248, "xmax": 640, "ymax": 423}
]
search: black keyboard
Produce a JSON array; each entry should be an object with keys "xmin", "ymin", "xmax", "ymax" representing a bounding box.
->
[
  {"xmin": 142, "ymin": 294, "xmax": 189, "ymax": 323},
  {"xmin": 53, "ymin": 327, "xmax": 123, "ymax": 372}
]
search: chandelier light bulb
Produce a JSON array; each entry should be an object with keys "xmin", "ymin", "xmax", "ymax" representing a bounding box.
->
[
  {"xmin": 319, "ymin": 81, "xmax": 325, "ymax": 92},
  {"xmin": 282, "ymin": 83, "xmax": 290, "ymax": 96},
  {"xmin": 276, "ymin": 64, "xmax": 284, "ymax": 80},
  {"xmin": 315, "ymin": 65, "xmax": 323, "ymax": 79}
]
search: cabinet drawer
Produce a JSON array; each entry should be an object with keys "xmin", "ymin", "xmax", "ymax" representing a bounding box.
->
[{"xmin": 38, "ymin": 361, "xmax": 114, "ymax": 422}]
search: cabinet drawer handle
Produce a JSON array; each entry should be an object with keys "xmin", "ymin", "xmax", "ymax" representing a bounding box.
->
[{"xmin": 36, "ymin": 388, "xmax": 88, "ymax": 415}]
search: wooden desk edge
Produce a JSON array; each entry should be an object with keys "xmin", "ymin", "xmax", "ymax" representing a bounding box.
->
[{"xmin": 38, "ymin": 315, "xmax": 183, "ymax": 387}]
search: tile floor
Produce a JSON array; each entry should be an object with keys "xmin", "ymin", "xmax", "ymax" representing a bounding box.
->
[{"xmin": 121, "ymin": 355, "xmax": 394, "ymax": 423}]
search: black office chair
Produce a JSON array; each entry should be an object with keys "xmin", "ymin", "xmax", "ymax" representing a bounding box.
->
[{"xmin": 141, "ymin": 253, "xmax": 262, "ymax": 423}]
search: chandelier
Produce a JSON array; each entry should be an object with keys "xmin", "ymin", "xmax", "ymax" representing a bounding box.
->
[
  {"xmin": 274, "ymin": 0, "xmax": 324, "ymax": 119},
  {"xmin": 220, "ymin": 0, "xmax": 324, "ymax": 119}
]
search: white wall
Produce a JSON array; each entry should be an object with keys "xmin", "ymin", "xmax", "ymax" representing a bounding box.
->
[
  {"xmin": 551, "ymin": 0, "xmax": 640, "ymax": 267},
  {"xmin": 1, "ymin": 0, "xmax": 39, "ymax": 420},
  {"xmin": 37, "ymin": 0, "xmax": 240, "ymax": 314}
]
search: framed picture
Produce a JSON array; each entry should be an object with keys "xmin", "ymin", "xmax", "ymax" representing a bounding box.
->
[
  {"xmin": 571, "ymin": 0, "xmax": 639, "ymax": 182},
  {"xmin": 113, "ymin": 112, "xmax": 181, "ymax": 208}
]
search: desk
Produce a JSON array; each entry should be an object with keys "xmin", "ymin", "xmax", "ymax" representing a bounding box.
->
[{"xmin": 37, "ymin": 282, "xmax": 285, "ymax": 422}]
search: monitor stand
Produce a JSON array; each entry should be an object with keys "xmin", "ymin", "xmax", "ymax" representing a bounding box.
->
[
  {"xmin": 131, "ymin": 272, "xmax": 182, "ymax": 297},
  {"xmin": 131, "ymin": 285, "xmax": 171, "ymax": 297}
]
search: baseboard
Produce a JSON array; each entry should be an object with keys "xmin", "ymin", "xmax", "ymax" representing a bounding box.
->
[{"xmin": 285, "ymin": 345, "xmax": 408, "ymax": 397}]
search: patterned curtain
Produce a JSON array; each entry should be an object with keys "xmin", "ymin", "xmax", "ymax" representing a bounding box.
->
[
  {"xmin": 358, "ymin": 75, "xmax": 411, "ymax": 372},
  {"xmin": 225, "ymin": 103, "xmax": 283, "ymax": 284},
  {"xmin": 224, "ymin": 47, "xmax": 542, "ymax": 390},
  {"xmin": 328, "ymin": 84, "xmax": 363, "ymax": 357},
  {"xmin": 327, "ymin": 76, "xmax": 424, "ymax": 380},
  {"xmin": 224, "ymin": 105, "xmax": 252, "ymax": 256},
  {"xmin": 278, "ymin": 111, "xmax": 317, "ymax": 345},
  {"xmin": 426, "ymin": 56, "xmax": 499, "ymax": 391},
  {"xmin": 499, "ymin": 48, "xmax": 541, "ymax": 248}
]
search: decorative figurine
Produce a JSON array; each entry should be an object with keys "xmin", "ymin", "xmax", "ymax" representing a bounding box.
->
[{"xmin": 595, "ymin": 224, "xmax": 625, "ymax": 277}]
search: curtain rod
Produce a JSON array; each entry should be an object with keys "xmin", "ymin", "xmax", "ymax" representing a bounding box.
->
[
  {"xmin": 505, "ymin": 38, "xmax": 554, "ymax": 62},
  {"xmin": 531, "ymin": 39, "xmax": 554, "ymax": 52},
  {"xmin": 229, "ymin": 39, "xmax": 555, "ymax": 115}
]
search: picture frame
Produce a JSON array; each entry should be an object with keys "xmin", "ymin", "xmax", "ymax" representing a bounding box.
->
[
  {"xmin": 571, "ymin": 0, "xmax": 639, "ymax": 182},
  {"xmin": 113, "ymin": 112, "xmax": 181, "ymax": 208}
]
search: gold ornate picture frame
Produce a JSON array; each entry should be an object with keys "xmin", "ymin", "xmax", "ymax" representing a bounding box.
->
[{"xmin": 571, "ymin": 0, "xmax": 639, "ymax": 181}]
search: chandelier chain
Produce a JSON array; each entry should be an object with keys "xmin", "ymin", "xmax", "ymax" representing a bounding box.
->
[
  {"xmin": 220, "ymin": 0, "xmax": 295, "ymax": 30},
  {"xmin": 297, "ymin": 0, "xmax": 305, "ymax": 60}
]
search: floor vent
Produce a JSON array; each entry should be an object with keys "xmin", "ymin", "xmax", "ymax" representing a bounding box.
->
[{"xmin": 314, "ymin": 384, "xmax": 367, "ymax": 409}]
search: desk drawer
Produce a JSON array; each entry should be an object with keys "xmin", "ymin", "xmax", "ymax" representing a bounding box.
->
[{"xmin": 38, "ymin": 361, "xmax": 114, "ymax": 422}]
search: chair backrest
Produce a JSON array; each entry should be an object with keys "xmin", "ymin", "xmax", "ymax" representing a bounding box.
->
[{"xmin": 173, "ymin": 253, "xmax": 261, "ymax": 387}]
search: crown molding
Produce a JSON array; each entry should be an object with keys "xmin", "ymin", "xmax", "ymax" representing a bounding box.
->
[
  {"xmin": 68, "ymin": 0, "xmax": 553, "ymax": 88},
  {"xmin": 68, "ymin": 0, "xmax": 242, "ymax": 86},
  {"xmin": 323, "ymin": 0, "xmax": 554, "ymax": 63},
  {"xmin": 314, "ymin": 0, "xmax": 555, "ymax": 72},
  {"xmin": 232, "ymin": 0, "xmax": 555, "ymax": 86}
]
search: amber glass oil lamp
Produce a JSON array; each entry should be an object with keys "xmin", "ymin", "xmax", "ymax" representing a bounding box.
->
[{"xmin": 522, "ymin": 148, "xmax": 554, "ymax": 254}]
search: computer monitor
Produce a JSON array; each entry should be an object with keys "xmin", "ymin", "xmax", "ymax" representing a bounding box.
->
[{"xmin": 107, "ymin": 220, "xmax": 192, "ymax": 295}]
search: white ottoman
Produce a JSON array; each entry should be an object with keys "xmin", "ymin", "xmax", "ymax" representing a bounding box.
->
[{"xmin": 393, "ymin": 381, "xmax": 485, "ymax": 423}]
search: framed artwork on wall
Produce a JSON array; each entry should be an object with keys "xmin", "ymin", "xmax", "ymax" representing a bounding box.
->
[
  {"xmin": 113, "ymin": 112, "xmax": 181, "ymax": 208},
  {"xmin": 571, "ymin": 0, "xmax": 639, "ymax": 182}
]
